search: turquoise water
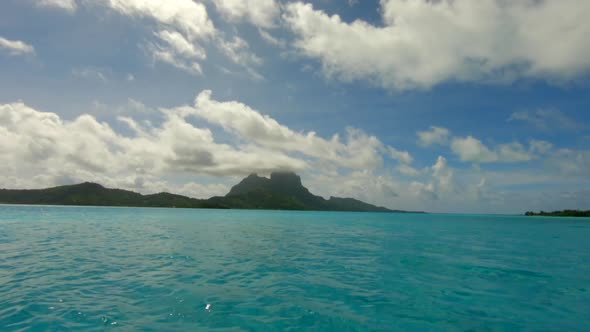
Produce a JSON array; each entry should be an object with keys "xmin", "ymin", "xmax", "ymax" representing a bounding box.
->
[{"xmin": 1, "ymin": 206, "xmax": 589, "ymax": 331}]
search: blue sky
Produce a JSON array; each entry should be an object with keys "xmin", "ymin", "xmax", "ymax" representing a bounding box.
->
[{"xmin": 1, "ymin": 0, "xmax": 589, "ymax": 213}]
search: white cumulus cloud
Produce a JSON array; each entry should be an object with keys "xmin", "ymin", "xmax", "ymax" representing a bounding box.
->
[
  {"xmin": 388, "ymin": 147, "xmax": 413, "ymax": 165},
  {"xmin": 451, "ymin": 136, "xmax": 533, "ymax": 163},
  {"xmin": 417, "ymin": 126, "xmax": 451, "ymax": 147},
  {"xmin": 218, "ymin": 36, "xmax": 264, "ymax": 80},
  {"xmin": 451, "ymin": 136, "xmax": 499, "ymax": 163},
  {"xmin": 186, "ymin": 90, "xmax": 385, "ymax": 170},
  {"xmin": 0, "ymin": 91, "xmax": 418, "ymax": 200},
  {"xmin": 148, "ymin": 29, "xmax": 207, "ymax": 74},
  {"xmin": 389, "ymin": 146, "xmax": 420, "ymax": 176},
  {"xmin": 0, "ymin": 37, "xmax": 35, "ymax": 56},
  {"xmin": 212, "ymin": 0, "xmax": 280, "ymax": 29},
  {"xmin": 35, "ymin": 0, "xmax": 77, "ymax": 13},
  {"xmin": 0, "ymin": 99, "xmax": 307, "ymax": 193},
  {"xmin": 106, "ymin": 0, "xmax": 215, "ymax": 75},
  {"xmin": 284, "ymin": 0, "xmax": 590, "ymax": 90}
]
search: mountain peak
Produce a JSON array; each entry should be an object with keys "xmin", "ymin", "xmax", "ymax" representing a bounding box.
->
[
  {"xmin": 227, "ymin": 172, "xmax": 304, "ymax": 197},
  {"xmin": 226, "ymin": 173, "xmax": 269, "ymax": 196},
  {"xmin": 76, "ymin": 182, "xmax": 105, "ymax": 189},
  {"xmin": 269, "ymin": 172, "xmax": 302, "ymax": 187},
  {"xmin": 220, "ymin": 172, "xmax": 400, "ymax": 212}
]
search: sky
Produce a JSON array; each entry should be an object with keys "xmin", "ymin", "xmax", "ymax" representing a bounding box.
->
[{"xmin": 1, "ymin": 0, "xmax": 589, "ymax": 214}]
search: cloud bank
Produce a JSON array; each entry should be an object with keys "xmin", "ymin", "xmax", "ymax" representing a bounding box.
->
[
  {"xmin": 0, "ymin": 91, "xmax": 408, "ymax": 200},
  {"xmin": 1, "ymin": 92, "xmax": 588, "ymax": 213}
]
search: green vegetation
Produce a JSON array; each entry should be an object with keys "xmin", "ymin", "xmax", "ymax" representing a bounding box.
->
[
  {"xmin": 0, "ymin": 172, "xmax": 420, "ymax": 213},
  {"xmin": 525, "ymin": 210, "xmax": 590, "ymax": 217},
  {"xmin": 0, "ymin": 182, "xmax": 208, "ymax": 208}
]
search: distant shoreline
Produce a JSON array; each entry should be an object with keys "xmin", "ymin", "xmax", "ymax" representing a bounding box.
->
[
  {"xmin": 4, "ymin": 203, "xmax": 590, "ymax": 218},
  {"xmin": 0, "ymin": 203, "xmax": 430, "ymax": 214},
  {"xmin": 0, "ymin": 173, "xmax": 425, "ymax": 213},
  {"xmin": 525, "ymin": 210, "xmax": 590, "ymax": 217}
]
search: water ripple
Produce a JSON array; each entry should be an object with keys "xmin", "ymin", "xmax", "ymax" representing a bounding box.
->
[{"xmin": 1, "ymin": 206, "xmax": 589, "ymax": 331}]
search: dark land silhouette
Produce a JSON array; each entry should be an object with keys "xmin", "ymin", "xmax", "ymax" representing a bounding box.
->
[{"xmin": 0, "ymin": 172, "xmax": 422, "ymax": 213}]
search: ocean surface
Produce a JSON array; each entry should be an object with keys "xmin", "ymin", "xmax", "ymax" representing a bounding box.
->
[{"xmin": 1, "ymin": 206, "xmax": 589, "ymax": 331}]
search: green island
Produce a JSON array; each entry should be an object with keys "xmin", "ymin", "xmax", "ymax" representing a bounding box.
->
[
  {"xmin": 525, "ymin": 210, "xmax": 590, "ymax": 217},
  {"xmin": 0, "ymin": 172, "xmax": 422, "ymax": 213}
]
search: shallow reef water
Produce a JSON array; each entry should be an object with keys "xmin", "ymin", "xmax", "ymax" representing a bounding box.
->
[{"xmin": 1, "ymin": 206, "xmax": 589, "ymax": 331}]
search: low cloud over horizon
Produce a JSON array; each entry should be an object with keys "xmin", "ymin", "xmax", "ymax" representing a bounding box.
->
[{"xmin": 2, "ymin": 89, "xmax": 589, "ymax": 214}]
